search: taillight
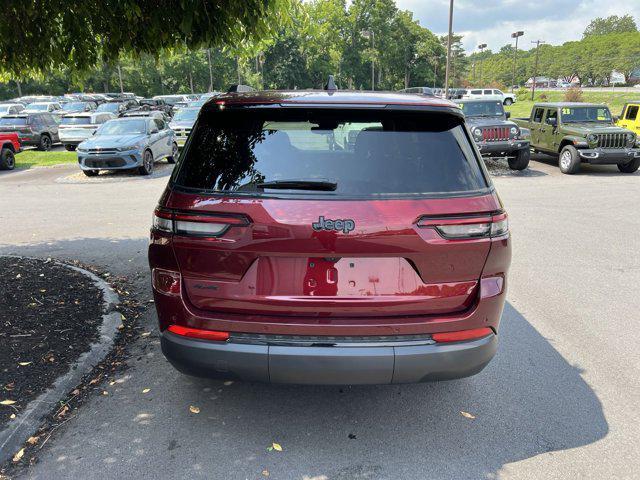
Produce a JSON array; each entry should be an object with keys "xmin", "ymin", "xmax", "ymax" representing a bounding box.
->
[
  {"xmin": 167, "ymin": 325, "xmax": 229, "ymax": 342},
  {"xmin": 417, "ymin": 212, "xmax": 508, "ymax": 240},
  {"xmin": 152, "ymin": 208, "xmax": 250, "ymax": 237},
  {"xmin": 432, "ymin": 327, "xmax": 493, "ymax": 343},
  {"xmin": 152, "ymin": 268, "xmax": 181, "ymax": 296}
]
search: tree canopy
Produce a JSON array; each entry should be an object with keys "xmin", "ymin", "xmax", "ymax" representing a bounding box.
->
[
  {"xmin": 0, "ymin": 0, "xmax": 291, "ymax": 78},
  {"xmin": 583, "ymin": 14, "xmax": 638, "ymax": 37}
]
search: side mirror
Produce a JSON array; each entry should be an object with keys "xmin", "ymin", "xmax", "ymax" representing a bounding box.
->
[
  {"xmin": 547, "ymin": 117, "xmax": 557, "ymax": 127},
  {"xmin": 150, "ymin": 127, "xmax": 159, "ymax": 134},
  {"xmin": 613, "ymin": 115, "xmax": 620, "ymax": 122},
  {"xmin": 505, "ymin": 111, "xmax": 511, "ymax": 119}
]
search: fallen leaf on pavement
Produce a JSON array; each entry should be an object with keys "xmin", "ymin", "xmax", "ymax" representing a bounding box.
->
[
  {"xmin": 460, "ymin": 411, "xmax": 476, "ymax": 419},
  {"xmin": 141, "ymin": 332, "xmax": 151, "ymax": 337},
  {"xmin": 12, "ymin": 448, "xmax": 24, "ymax": 462},
  {"xmin": 189, "ymin": 405, "xmax": 200, "ymax": 414},
  {"xmin": 10, "ymin": 414, "xmax": 15, "ymax": 419},
  {"xmin": 223, "ymin": 381, "xmax": 234, "ymax": 386},
  {"xmin": 27, "ymin": 436, "xmax": 39, "ymax": 445},
  {"xmin": 1, "ymin": 400, "xmax": 16, "ymax": 405},
  {"xmin": 18, "ymin": 362, "xmax": 32, "ymax": 366},
  {"xmin": 272, "ymin": 442, "xmax": 283, "ymax": 452},
  {"xmin": 142, "ymin": 388, "xmax": 151, "ymax": 394},
  {"xmin": 102, "ymin": 391, "xmax": 109, "ymax": 396},
  {"xmin": 262, "ymin": 469, "xmax": 270, "ymax": 477}
]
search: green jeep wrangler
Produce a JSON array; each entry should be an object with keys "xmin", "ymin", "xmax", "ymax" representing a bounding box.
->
[{"xmin": 513, "ymin": 102, "xmax": 640, "ymax": 174}]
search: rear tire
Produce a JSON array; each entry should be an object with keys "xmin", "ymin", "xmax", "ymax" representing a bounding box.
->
[
  {"xmin": 504, "ymin": 98, "xmax": 513, "ymax": 106},
  {"xmin": 138, "ymin": 149, "xmax": 154, "ymax": 175},
  {"xmin": 82, "ymin": 169, "xmax": 98, "ymax": 177},
  {"xmin": 559, "ymin": 145, "xmax": 581, "ymax": 174},
  {"xmin": 0, "ymin": 148, "xmax": 15, "ymax": 170},
  {"xmin": 37, "ymin": 134, "xmax": 52, "ymax": 151},
  {"xmin": 617, "ymin": 158, "xmax": 640, "ymax": 173},
  {"xmin": 508, "ymin": 148, "xmax": 530, "ymax": 170},
  {"xmin": 167, "ymin": 142, "xmax": 178, "ymax": 164},
  {"xmin": 64, "ymin": 144, "xmax": 77, "ymax": 151}
]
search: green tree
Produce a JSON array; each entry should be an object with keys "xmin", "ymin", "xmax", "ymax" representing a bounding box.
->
[{"xmin": 583, "ymin": 15, "xmax": 638, "ymax": 37}]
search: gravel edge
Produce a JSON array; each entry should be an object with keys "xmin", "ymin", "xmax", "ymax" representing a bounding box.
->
[{"xmin": 0, "ymin": 258, "xmax": 120, "ymax": 464}]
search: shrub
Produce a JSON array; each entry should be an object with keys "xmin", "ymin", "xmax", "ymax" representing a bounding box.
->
[
  {"xmin": 516, "ymin": 87, "xmax": 529, "ymax": 101},
  {"xmin": 564, "ymin": 86, "xmax": 583, "ymax": 102}
]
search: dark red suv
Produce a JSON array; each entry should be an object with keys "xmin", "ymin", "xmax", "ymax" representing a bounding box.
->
[{"xmin": 148, "ymin": 90, "xmax": 511, "ymax": 384}]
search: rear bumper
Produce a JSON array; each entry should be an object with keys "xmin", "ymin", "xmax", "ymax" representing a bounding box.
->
[
  {"xmin": 161, "ymin": 330, "xmax": 497, "ymax": 384},
  {"xmin": 477, "ymin": 140, "xmax": 529, "ymax": 156},
  {"xmin": 578, "ymin": 148, "xmax": 640, "ymax": 164}
]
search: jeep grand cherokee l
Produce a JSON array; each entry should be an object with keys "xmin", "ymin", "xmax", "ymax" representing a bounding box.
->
[{"xmin": 149, "ymin": 90, "xmax": 511, "ymax": 385}]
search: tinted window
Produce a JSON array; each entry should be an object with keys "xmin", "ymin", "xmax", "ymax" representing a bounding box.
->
[
  {"xmin": 96, "ymin": 103, "xmax": 121, "ymax": 113},
  {"xmin": 97, "ymin": 119, "xmax": 146, "ymax": 135},
  {"xmin": 545, "ymin": 109, "xmax": 557, "ymax": 124},
  {"xmin": 483, "ymin": 90, "xmax": 492, "ymax": 95},
  {"xmin": 625, "ymin": 105, "xmax": 638, "ymax": 121},
  {"xmin": 460, "ymin": 101, "xmax": 504, "ymax": 117},
  {"xmin": 173, "ymin": 108, "xmax": 488, "ymax": 198},
  {"xmin": 533, "ymin": 108, "xmax": 544, "ymax": 122},
  {"xmin": 470, "ymin": 90, "xmax": 482, "ymax": 95},
  {"xmin": 61, "ymin": 116, "xmax": 90, "ymax": 125},
  {"xmin": 0, "ymin": 117, "xmax": 28, "ymax": 126},
  {"xmin": 561, "ymin": 106, "xmax": 611, "ymax": 123},
  {"xmin": 153, "ymin": 119, "xmax": 165, "ymax": 130}
]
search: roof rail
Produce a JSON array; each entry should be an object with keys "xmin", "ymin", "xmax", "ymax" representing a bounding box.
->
[{"xmin": 227, "ymin": 84, "xmax": 255, "ymax": 93}]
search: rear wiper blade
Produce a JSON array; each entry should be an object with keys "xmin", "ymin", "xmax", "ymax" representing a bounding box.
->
[{"xmin": 256, "ymin": 180, "xmax": 337, "ymax": 191}]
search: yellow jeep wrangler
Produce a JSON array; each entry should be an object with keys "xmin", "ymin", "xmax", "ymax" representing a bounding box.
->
[{"xmin": 617, "ymin": 102, "xmax": 640, "ymax": 133}]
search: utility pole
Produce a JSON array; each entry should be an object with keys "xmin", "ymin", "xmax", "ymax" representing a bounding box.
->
[
  {"xmin": 511, "ymin": 31, "xmax": 524, "ymax": 92},
  {"xmin": 117, "ymin": 65, "xmax": 124, "ymax": 93},
  {"xmin": 431, "ymin": 57, "xmax": 438, "ymax": 88},
  {"xmin": 530, "ymin": 39, "xmax": 545, "ymax": 101},
  {"xmin": 206, "ymin": 49, "xmax": 214, "ymax": 92},
  {"xmin": 361, "ymin": 30, "xmax": 375, "ymax": 91},
  {"xmin": 444, "ymin": 0, "xmax": 454, "ymax": 99},
  {"xmin": 477, "ymin": 43, "xmax": 487, "ymax": 85}
]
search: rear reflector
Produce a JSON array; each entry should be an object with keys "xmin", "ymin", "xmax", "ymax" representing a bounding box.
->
[
  {"xmin": 167, "ymin": 325, "xmax": 230, "ymax": 342},
  {"xmin": 432, "ymin": 327, "xmax": 493, "ymax": 343},
  {"xmin": 151, "ymin": 268, "xmax": 181, "ymax": 296}
]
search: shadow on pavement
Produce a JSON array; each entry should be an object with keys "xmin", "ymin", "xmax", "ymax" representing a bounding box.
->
[
  {"xmin": 1, "ymin": 240, "xmax": 608, "ymax": 480},
  {"xmin": 531, "ymin": 152, "xmax": 640, "ymax": 176}
]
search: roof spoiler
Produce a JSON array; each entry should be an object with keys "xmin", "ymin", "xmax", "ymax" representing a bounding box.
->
[{"xmin": 227, "ymin": 84, "xmax": 255, "ymax": 93}]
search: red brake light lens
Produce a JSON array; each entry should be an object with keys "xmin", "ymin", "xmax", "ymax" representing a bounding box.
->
[
  {"xmin": 151, "ymin": 268, "xmax": 181, "ymax": 296},
  {"xmin": 152, "ymin": 208, "xmax": 250, "ymax": 237},
  {"xmin": 418, "ymin": 213, "xmax": 509, "ymax": 240},
  {"xmin": 432, "ymin": 327, "xmax": 493, "ymax": 343},
  {"xmin": 167, "ymin": 325, "xmax": 229, "ymax": 342}
]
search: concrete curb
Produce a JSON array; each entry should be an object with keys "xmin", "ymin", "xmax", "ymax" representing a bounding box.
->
[{"xmin": 0, "ymin": 258, "xmax": 121, "ymax": 463}]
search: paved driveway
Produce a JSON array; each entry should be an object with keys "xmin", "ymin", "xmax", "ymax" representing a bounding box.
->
[{"xmin": 1, "ymin": 158, "xmax": 638, "ymax": 479}]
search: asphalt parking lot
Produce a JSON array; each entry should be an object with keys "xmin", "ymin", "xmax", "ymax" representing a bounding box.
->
[{"xmin": 1, "ymin": 156, "xmax": 639, "ymax": 479}]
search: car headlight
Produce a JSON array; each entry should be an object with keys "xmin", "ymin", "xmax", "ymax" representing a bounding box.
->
[
  {"xmin": 510, "ymin": 126, "xmax": 519, "ymax": 137},
  {"xmin": 77, "ymin": 146, "xmax": 87, "ymax": 153},
  {"xmin": 587, "ymin": 134, "xmax": 598, "ymax": 146},
  {"xmin": 472, "ymin": 127, "xmax": 483, "ymax": 141},
  {"xmin": 626, "ymin": 132, "xmax": 636, "ymax": 147},
  {"xmin": 117, "ymin": 143, "xmax": 142, "ymax": 151}
]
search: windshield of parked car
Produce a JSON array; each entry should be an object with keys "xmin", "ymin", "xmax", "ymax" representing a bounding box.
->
[
  {"xmin": 174, "ymin": 108, "xmax": 487, "ymax": 198},
  {"xmin": 61, "ymin": 116, "xmax": 91, "ymax": 125},
  {"xmin": 62, "ymin": 102, "xmax": 86, "ymax": 111},
  {"xmin": 26, "ymin": 103, "xmax": 50, "ymax": 111},
  {"xmin": 459, "ymin": 101, "xmax": 504, "ymax": 117},
  {"xmin": 96, "ymin": 103, "xmax": 121, "ymax": 113},
  {"xmin": 560, "ymin": 106, "xmax": 612, "ymax": 123},
  {"xmin": 97, "ymin": 119, "xmax": 146, "ymax": 135},
  {"xmin": 0, "ymin": 117, "xmax": 28, "ymax": 125},
  {"xmin": 173, "ymin": 108, "xmax": 199, "ymax": 122},
  {"xmin": 0, "ymin": 105, "xmax": 13, "ymax": 113}
]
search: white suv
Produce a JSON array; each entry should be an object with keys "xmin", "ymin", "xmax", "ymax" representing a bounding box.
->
[{"xmin": 462, "ymin": 88, "xmax": 516, "ymax": 106}]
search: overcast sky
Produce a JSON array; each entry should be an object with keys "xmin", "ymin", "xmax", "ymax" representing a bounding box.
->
[{"xmin": 397, "ymin": 0, "xmax": 640, "ymax": 53}]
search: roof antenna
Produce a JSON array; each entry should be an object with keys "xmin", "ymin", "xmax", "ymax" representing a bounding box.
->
[{"xmin": 324, "ymin": 75, "xmax": 337, "ymax": 91}]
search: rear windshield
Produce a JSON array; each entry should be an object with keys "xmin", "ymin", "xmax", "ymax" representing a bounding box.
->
[
  {"xmin": 96, "ymin": 103, "xmax": 120, "ymax": 113},
  {"xmin": 61, "ymin": 116, "xmax": 91, "ymax": 125},
  {"xmin": 0, "ymin": 117, "xmax": 28, "ymax": 125},
  {"xmin": 173, "ymin": 108, "xmax": 488, "ymax": 198}
]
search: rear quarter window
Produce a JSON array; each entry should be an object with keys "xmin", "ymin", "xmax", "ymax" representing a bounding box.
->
[{"xmin": 173, "ymin": 108, "xmax": 489, "ymax": 198}]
